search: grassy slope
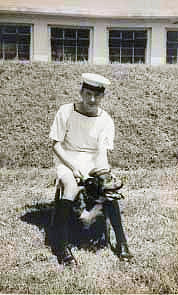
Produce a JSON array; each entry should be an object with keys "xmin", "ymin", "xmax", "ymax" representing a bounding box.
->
[
  {"xmin": 0, "ymin": 167, "xmax": 177, "ymax": 293},
  {"xmin": 0, "ymin": 62, "xmax": 178, "ymax": 169}
]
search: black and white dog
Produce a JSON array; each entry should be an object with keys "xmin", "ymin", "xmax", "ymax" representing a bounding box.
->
[
  {"xmin": 52, "ymin": 168, "xmax": 129, "ymax": 264},
  {"xmin": 72, "ymin": 169, "xmax": 124, "ymax": 248}
]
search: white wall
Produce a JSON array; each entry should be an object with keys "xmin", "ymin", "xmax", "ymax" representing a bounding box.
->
[
  {"xmin": 0, "ymin": 13, "xmax": 178, "ymax": 64},
  {"xmin": 1, "ymin": 0, "xmax": 178, "ymax": 18},
  {"xmin": 33, "ymin": 19, "xmax": 50, "ymax": 61},
  {"xmin": 150, "ymin": 23, "xmax": 167, "ymax": 65}
]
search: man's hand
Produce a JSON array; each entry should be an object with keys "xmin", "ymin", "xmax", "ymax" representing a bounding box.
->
[
  {"xmin": 53, "ymin": 142, "xmax": 83, "ymax": 180},
  {"xmin": 72, "ymin": 168, "xmax": 83, "ymax": 180}
]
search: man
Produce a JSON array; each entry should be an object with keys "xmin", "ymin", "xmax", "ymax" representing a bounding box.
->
[{"xmin": 49, "ymin": 73, "xmax": 131, "ymax": 264}]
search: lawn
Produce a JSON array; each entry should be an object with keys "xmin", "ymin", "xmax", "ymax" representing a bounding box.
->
[
  {"xmin": 0, "ymin": 62, "xmax": 177, "ymax": 293},
  {"xmin": 0, "ymin": 166, "xmax": 177, "ymax": 293}
]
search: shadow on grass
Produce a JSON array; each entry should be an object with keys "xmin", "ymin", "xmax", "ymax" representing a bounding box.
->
[{"xmin": 20, "ymin": 202, "xmax": 108, "ymax": 258}]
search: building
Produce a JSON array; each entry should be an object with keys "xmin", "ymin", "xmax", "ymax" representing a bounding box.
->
[{"xmin": 0, "ymin": 0, "xmax": 178, "ymax": 64}]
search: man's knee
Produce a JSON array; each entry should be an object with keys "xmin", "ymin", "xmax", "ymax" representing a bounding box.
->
[
  {"xmin": 61, "ymin": 171, "xmax": 76, "ymax": 186},
  {"xmin": 56, "ymin": 169, "xmax": 78, "ymax": 201}
]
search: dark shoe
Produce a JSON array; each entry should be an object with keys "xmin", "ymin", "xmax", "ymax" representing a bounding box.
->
[
  {"xmin": 57, "ymin": 248, "xmax": 76, "ymax": 265},
  {"xmin": 118, "ymin": 243, "xmax": 133, "ymax": 260}
]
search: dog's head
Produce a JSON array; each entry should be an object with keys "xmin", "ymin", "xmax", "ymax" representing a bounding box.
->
[{"xmin": 79, "ymin": 169, "xmax": 122, "ymax": 198}]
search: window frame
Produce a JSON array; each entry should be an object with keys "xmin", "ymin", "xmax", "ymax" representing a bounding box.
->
[
  {"xmin": 50, "ymin": 26, "xmax": 92, "ymax": 63},
  {"xmin": 0, "ymin": 23, "xmax": 32, "ymax": 61},
  {"xmin": 108, "ymin": 28, "xmax": 148, "ymax": 64},
  {"xmin": 166, "ymin": 30, "xmax": 178, "ymax": 64}
]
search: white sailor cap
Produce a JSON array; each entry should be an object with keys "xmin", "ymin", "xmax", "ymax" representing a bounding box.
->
[{"xmin": 82, "ymin": 73, "xmax": 111, "ymax": 90}]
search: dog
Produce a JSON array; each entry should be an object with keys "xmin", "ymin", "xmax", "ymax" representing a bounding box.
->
[
  {"xmin": 72, "ymin": 169, "xmax": 124, "ymax": 248},
  {"xmin": 52, "ymin": 169, "xmax": 126, "ymax": 263}
]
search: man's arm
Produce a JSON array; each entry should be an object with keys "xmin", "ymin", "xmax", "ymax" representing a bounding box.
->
[
  {"xmin": 94, "ymin": 149, "xmax": 111, "ymax": 171},
  {"xmin": 52, "ymin": 141, "xmax": 83, "ymax": 178}
]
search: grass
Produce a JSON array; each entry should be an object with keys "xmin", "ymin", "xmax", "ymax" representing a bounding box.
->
[
  {"xmin": 0, "ymin": 62, "xmax": 178, "ymax": 169},
  {"xmin": 0, "ymin": 166, "xmax": 177, "ymax": 293},
  {"xmin": 1, "ymin": 62, "xmax": 177, "ymax": 292}
]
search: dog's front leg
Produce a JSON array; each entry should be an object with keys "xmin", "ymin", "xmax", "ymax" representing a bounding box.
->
[{"xmin": 80, "ymin": 204, "xmax": 103, "ymax": 225}]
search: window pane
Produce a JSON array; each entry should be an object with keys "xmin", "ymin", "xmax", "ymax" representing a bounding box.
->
[
  {"xmin": 168, "ymin": 41, "xmax": 178, "ymax": 49},
  {"xmin": 135, "ymin": 31, "xmax": 147, "ymax": 39},
  {"xmin": 109, "ymin": 30, "xmax": 147, "ymax": 63},
  {"xmin": 64, "ymin": 39, "xmax": 76, "ymax": 47},
  {"xmin": 77, "ymin": 47, "xmax": 88, "ymax": 61},
  {"xmin": 167, "ymin": 48, "xmax": 177, "ymax": 56},
  {"xmin": 51, "ymin": 27, "xmax": 90, "ymax": 62},
  {"xmin": 18, "ymin": 26, "xmax": 30, "ymax": 34},
  {"xmin": 110, "ymin": 55, "xmax": 120, "ymax": 62},
  {"xmin": 109, "ymin": 47, "xmax": 120, "ymax": 55},
  {"xmin": 77, "ymin": 55, "xmax": 88, "ymax": 61},
  {"xmin": 135, "ymin": 38, "xmax": 147, "ymax": 47},
  {"xmin": 109, "ymin": 30, "xmax": 121, "ymax": 39},
  {"xmin": 3, "ymin": 25, "xmax": 16, "ymax": 34},
  {"xmin": 167, "ymin": 31, "xmax": 178, "ymax": 64},
  {"xmin": 122, "ymin": 47, "xmax": 132, "ymax": 56},
  {"xmin": 167, "ymin": 56, "xmax": 177, "ymax": 64},
  {"xmin": 3, "ymin": 34, "xmax": 17, "ymax": 42},
  {"xmin": 18, "ymin": 34, "xmax": 30, "ymax": 43},
  {"xmin": 167, "ymin": 31, "xmax": 178, "ymax": 42},
  {"xmin": 134, "ymin": 47, "xmax": 145, "ymax": 56},
  {"xmin": 122, "ymin": 31, "xmax": 133, "ymax": 40},
  {"xmin": 0, "ymin": 41, "xmax": 2, "ymax": 59},
  {"xmin": 134, "ymin": 56, "xmax": 145, "ymax": 63},
  {"xmin": 121, "ymin": 56, "xmax": 132, "ymax": 63},
  {"xmin": 78, "ymin": 29, "xmax": 90, "ymax": 39},
  {"xmin": 18, "ymin": 43, "xmax": 30, "ymax": 60},
  {"xmin": 64, "ymin": 46, "xmax": 76, "ymax": 61},
  {"xmin": 77, "ymin": 46, "xmax": 88, "ymax": 53},
  {"xmin": 64, "ymin": 29, "xmax": 76, "ymax": 40},
  {"xmin": 51, "ymin": 39, "xmax": 64, "ymax": 61},
  {"xmin": 110, "ymin": 56, "xmax": 119, "ymax": 62},
  {"xmin": 64, "ymin": 46, "xmax": 76, "ymax": 54},
  {"xmin": 4, "ymin": 42, "xmax": 17, "ymax": 59},
  {"xmin": 109, "ymin": 38, "xmax": 121, "ymax": 47},
  {"xmin": 0, "ymin": 27, "xmax": 2, "ymax": 41},
  {"xmin": 109, "ymin": 43, "xmax": 121, "ymax": 63},
  {"xmin": 77, "ymin": 39, "xmax": 89, "ymax": 47},
  {"xmin": 122, "ymin": 40, "xmax": 133, "ymax": 47},
  {"xmin": 52, "ymin": 45, "xmax": 63, "ymax": 61},
  {"xmin": 77, "ymin": 46, "xmax": 88, "ymax": 61},
  {"xmin": 51, "ymin": 28, "xmax": 63, "ymax": 39},
  {"xmin": 0, "ymin": 24, "xmax": 30, "ymax": 60},
  {"xmin": 18, "ymin": 27, "xmax": 31, "ymax": 60}
]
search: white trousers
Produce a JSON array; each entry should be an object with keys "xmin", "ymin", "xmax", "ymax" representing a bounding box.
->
[
  {"xmin": 56, "ymin": 165, "xmax": 79, "ymax": 201},
  {"xmin": 55, "ymin": 149, "xmax": 109, "ymax": 201}
]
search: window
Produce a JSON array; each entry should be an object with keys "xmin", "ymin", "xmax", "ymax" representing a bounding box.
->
[
  {"xmin": 167, "ymin": 31, "xmax": 178, "ymax": 64},
  {"xmin": 0, "ymin": 24, "xmax": 31, "ymax": 60},
  {"xmin": 109, "ymin": 30, "xmax": 147, "ymax": 63},
  {"xmin": 51, "ymin": 27, "xmax": 90, "ymax": 62}
]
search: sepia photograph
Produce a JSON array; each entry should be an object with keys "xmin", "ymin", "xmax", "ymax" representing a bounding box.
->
[{"xmin": 0, "ymin": 0, "xmax": 177, "ymax": 293}]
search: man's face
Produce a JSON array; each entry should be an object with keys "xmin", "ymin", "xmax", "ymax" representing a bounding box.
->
[{"xmin": 80, "ymin": 88, "xmax": 104, "ymax": 116}]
